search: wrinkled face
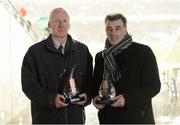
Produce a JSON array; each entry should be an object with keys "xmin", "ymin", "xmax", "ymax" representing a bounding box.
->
[
  {"xmin": 105, "ymin": 19, "xmax": 127, "ymax": 45},
  {"xmin": 48, "ymin": 9, "xmax": 70, "ymax": 39}
]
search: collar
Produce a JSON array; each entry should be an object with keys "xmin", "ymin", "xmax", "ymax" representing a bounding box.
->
[
  {"xmin": 105, "ymin": 33, "xmax": 130, "ymax": 48},
  {"xmin": 52, "ymin": 37, "xmax": 67, "ymax": 49},
  {"xmin": 45, "ymin": 34, "xmax": 77, "ymax": 53}
]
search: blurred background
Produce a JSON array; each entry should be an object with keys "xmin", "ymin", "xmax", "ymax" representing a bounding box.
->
[{"xmin": 0, "ymin": 0, "xmax": 180, "ymax": 124}]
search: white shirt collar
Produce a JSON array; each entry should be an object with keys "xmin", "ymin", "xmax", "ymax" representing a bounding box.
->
[{"xmin": 52, "ymin": 38, "xmax": 66, "ymax": 49}]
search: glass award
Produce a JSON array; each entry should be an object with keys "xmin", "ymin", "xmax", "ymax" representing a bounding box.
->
[
  {"xmin": 63, "ymin": 66, "xmax": 85, "ymax": 103},
  {"xmin": 96, "ymin": 79, "xmax": 116, "ymax": 105}
]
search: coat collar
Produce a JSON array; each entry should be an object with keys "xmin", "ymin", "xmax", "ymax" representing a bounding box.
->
[{"xmin": 45, "ymin": 34, "xmax": 77, "ymax": 53}]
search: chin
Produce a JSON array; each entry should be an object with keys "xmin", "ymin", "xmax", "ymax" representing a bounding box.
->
[{"xmin": 110, "ymin": 41, "xmax": 119, "ymax": 45}]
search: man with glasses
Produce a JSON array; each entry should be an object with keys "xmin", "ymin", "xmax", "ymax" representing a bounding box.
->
[{"xmin": 21, "ymin": 7, "xmax": 93, "ymax": 124}]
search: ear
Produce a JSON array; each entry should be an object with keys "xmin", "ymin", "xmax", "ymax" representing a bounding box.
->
[
  {"xmin": 124, "ymin": 27, "xmax": 127, "ymax": 33},
  {"xmin": 68, "ymin": 23, "xmax": 71, "ymax": 29},
  {"xmin": 48, "ymin": 21, "xmax": 51, "ymax": 29}
]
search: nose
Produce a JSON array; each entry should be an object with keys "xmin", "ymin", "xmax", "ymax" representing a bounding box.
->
[
  {"xmin": 110, "ymin": 29, "xmax": 116, "ymax": 35},
  {"xmin": 58, "ymin": 24, "xmax": 65, "ymax": 29},
  {"xmin": 57, "ymin": 21, "xmax": 64, "ymax": 26}
]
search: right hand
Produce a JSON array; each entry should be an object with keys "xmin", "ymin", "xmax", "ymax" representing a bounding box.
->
[
  {"xmin": 72, "ymin": 93, "xmax": 87, "ymax": 106},
  {"xmin": 54, "ymin": 94, "xmax": 68, "ymax": 108},
  {"xmin": 93, "ymin": 95, "xmax": 105, "ymax": 109}
]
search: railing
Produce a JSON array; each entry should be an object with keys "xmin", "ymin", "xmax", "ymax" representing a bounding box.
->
[{"xmin": 0, "ymin": 0, "xmax": 39, "ymax": 42}]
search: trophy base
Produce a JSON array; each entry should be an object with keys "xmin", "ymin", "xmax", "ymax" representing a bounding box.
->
[
  {"xmin": 70, "ymin": 96, "xmax": 85, "ymax": 103},
  {"xmin": 96, "ymin": 98, "xmax": 115, "ymax": 105},
  {"xmin": 64, "ymin": 96, "xmax": 85, "ymax": 104}
]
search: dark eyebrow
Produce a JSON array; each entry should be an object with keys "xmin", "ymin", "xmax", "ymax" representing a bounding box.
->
[
  {"xmin": 114, "ymin": 25, "xmax": 122, "ymax": 28},
  {"xmin": 106, "ymin": 26, "xmax": 112, "ymax": 29}
]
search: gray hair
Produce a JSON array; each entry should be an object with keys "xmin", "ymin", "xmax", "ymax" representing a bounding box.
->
[
  {"xmin": 105, "ymin": 13, "xmax": 127, "ymax": 27},
  {"xmin": 49, "ymin": 7, "xmax": 70, "ymax": 22}
]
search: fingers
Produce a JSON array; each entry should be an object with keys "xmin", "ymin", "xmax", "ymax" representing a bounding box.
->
[
  {"xmin": 110, "ymin": 94, "xmax": 125, "ymax": 107},
  {"xmin": 72, "ymin": 93, "xmax": 87, "ymax": 106},
  {"xmin": 93, "ymin": 95, "xmax": 105, "ymax": 109},
  {"xmin": 54, "ymin": 94, "xmax": 68, "ymax": 108}
]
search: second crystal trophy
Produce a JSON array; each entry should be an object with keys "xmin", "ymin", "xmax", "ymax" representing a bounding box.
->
[
  {"xmin": 96, "ymin": 79, "xmax": 116, "ymax": 105},
  {"xmin": 63, "ymin": 66, "xmax": 85, "ymax": 103}
]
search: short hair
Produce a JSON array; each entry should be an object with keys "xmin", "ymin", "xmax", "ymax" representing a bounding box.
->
[
  {"xmin": 105, "ymin": 13, "xmax": 127, "ymax": 27},
  {"xmin": 49, "ymin": 7, "xmax": 70, "ymax": 22}
]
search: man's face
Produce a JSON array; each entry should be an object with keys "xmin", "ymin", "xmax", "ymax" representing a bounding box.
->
[
  {"xmin": 105, "ymin": 19, "xmax": 127, "ymax": 45},
  {"xmin": 48, "ymin": 10, "xmax": 70, "ymax": 39}
]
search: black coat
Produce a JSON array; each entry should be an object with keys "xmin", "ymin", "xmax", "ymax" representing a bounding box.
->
[
  {"xmin": 93, "ymin": 42, "xmax": 161, "ymax": 124},
  {"xmin": 21, "ymin": 34, "xmax": 93, "ymax": 124}
]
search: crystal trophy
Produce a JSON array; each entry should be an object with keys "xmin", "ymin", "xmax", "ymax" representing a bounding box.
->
[
  {"xmin": 96, "ymin": 79, "xmax": 116, "ymax": 105},
  {"xmin": 63, "ymin": 66, "xmax": 85, "ymax": 103}
]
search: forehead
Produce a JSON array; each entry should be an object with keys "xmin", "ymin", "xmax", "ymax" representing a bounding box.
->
[
  {"xmin": 51, "ymin": 10, "xmax": 69, "ymax": 19},
  {"xmin": 106, "ymin": 19, "xmax": 124, "ymax": 27}
]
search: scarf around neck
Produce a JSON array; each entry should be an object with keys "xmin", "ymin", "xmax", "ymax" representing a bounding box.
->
[{"xmin": 102, "ymin": 34, "xmax": 133, "ymax": 82}]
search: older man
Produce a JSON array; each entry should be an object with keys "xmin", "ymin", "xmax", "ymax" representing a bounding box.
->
[{"xmin": 21, "ymin": 7, "xmax": 93, "ymax": 124}]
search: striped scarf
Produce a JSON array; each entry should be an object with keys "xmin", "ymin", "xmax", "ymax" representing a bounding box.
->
[{"xmin": 102, "ymin": 34, "xmax": 132, "ymax": 82}]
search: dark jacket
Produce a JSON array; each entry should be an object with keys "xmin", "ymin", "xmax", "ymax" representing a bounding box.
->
[
  {"xmin": 93, "ymin": 42, "xmax": 161, "ymax": 124},
  {"xmin": 21, "ymin": 34, "xmax": 93, "ymax": 124}
]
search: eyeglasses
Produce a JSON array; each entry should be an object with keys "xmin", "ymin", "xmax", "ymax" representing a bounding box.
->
[{"xmin": 53, "ymin": 19, "xmax": 68, "ymax": 25}]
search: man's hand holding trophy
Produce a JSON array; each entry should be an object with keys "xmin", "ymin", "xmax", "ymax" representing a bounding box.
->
[
  {"xmin": 93, "ymin": 79, "xmax": 117, "ymax": 109},
  {"xmin": 62, "ymin": 66, "xmax": 86, "ymax": 105}
]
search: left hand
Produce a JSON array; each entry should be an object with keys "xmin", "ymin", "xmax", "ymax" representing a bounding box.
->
[
  {"xmin": 93, "ymin": 95, "xmax": 105, "ymax": 109},
  {"xmin": 72, "ymin": 93, "xmax": 87, "ymax": 106},
  {"xmin": 110, "ymin": 94, "xmax": 125, "ymax": 107}
]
